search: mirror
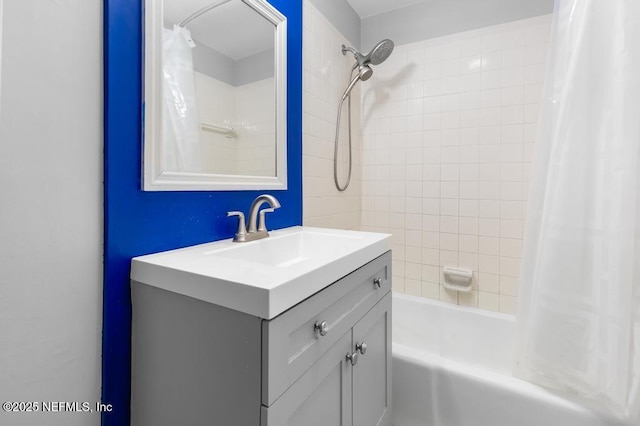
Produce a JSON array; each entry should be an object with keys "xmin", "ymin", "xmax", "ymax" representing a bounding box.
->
[{"xmin": 143, "ymin": 0, "xmax": 287, "ymax": 190}]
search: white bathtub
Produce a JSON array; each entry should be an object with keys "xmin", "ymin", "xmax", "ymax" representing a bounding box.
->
[{"xmin": 392, "ymin": 292, "xmax": 631, "ymax": 426}]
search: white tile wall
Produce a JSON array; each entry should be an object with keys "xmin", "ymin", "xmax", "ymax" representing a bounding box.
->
[
  {"xmin": 195, "ymin": 73, "xmax": 276, "ymax": 176},
  {"xmin": 302, "ymin": 0, "xmax": 362, "ymax": 229},
  {"xmin": 359, "ymin": 15, "xmax": 551, "ymax": 314},
  {"xmin": 236, "ymin": 78, "xmax": 276, "ymax": 176},
  {"xmin": 196, "ymin": 72, "xmax": 237, "ymax": 174}
]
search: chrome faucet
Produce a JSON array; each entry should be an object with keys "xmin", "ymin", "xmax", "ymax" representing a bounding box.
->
[{"xmin": 227, "ymin": 194, "xmax": 281, "ymax": 242}]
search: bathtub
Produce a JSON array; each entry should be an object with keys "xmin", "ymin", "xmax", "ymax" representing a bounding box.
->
[{"xmin": 391, "ymin": 292, "xmax": 631, "ymax": 426}]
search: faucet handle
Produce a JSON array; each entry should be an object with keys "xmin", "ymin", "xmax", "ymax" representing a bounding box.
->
[
  {"xmin": 257, "ymin": 208, "xmax": 276, "ymax": 232},
  {"xmin": 227, "ymin": 211, "xmax": 247, "ymax": 242}
]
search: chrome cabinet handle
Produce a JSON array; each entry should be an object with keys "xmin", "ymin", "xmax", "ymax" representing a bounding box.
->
[
  {"xmin": 373, "ymin": 277, "xmax": 383, "ymax": 288},
  {"xmin": 356, "ymin": 342, "xmax": 367, "ymax": 355},
  {"xmin": 314, "ymin": 321, "xmax": 328, "ymax": 336},
  {"xmin": 346, "ymin": 351, "xmax": 358, "ymax": 366}
]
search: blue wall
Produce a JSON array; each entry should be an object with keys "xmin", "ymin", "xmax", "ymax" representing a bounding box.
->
[{"xmin": 102, "ymin": 0, "xmax": 302, "ymax": 424}]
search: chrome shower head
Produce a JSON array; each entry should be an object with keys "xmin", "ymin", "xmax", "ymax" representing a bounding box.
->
[
  {"xmin": 342, "ymin": 39, "xmax": 395, "ymax": 67},
  {"xmin": 339, "ymin": 39, "xmax": 393, "ymax": 101},
  {"xmin": 358, "ymin": 64, "xmax": 373, "ymax": 81},
  {"xmin": 341, "ymin": 65, "xmax": 372, "ymax": 100},
  {"xmin": 367, "ymin": 39, "xmax": 394, "ymax": 65}
]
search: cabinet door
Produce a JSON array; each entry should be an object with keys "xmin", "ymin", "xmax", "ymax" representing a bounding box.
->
[
  {"xmin": 262, "ymin": 251, "xmax": 391, "ymax": 406},
  {"xmin": 352, "ymin": 293, "xmax": 392, "ymax": 426},
  {"xmin": 261, "ymin": 331, "xmax": 353, "ymax": 426}
]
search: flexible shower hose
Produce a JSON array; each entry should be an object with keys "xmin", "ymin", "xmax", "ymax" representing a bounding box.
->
[{"xmin": 333, "ymin": 71, "xmax": 354, "ymax": 192}]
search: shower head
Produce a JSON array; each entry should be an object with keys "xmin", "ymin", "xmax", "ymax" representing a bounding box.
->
[
  {"xmin": 342, "ymin": 39, "xmax": 395, "ymax": 67},
  {"xmin": 339, "ymin": 39, "xmax": 394, "ymax": 101},
  {"xmin": 358, "ymin": 64, "xmax": 373, "ymax": 81},
  {"xmin": 367, "ymin": 39, "xmax": 394, "ymax": 65},
  {"xmin": 341, "ymin": 65, "xmax": 373, "ymax": 101}
]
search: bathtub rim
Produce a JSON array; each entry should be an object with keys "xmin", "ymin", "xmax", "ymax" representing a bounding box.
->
[{"xmin": 392, "ymin": 291, "xmax": 516, "ymax": 323}]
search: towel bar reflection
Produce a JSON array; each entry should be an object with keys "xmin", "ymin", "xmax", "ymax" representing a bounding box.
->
[{"xmin": 201, "ymin": 122, "xmax": 237, "ymax": 139}]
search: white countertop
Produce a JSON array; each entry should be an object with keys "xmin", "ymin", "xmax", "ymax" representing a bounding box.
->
[{"xmin": 130, "ymin": 226, "xmax": 391, "ymax": 319}]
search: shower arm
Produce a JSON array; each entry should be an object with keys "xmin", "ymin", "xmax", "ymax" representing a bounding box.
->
[
  {"xmin": 178, "ymin": 0, "xmax": 232, "ymax": 28},
  {"xmin": 341, "ymin": 44, "xmax": 359, "ymax": 57}
]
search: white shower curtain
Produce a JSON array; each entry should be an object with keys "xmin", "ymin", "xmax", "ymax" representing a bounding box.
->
[
  {"xmin": 514, "ymin": 0, "xmax": 640, "ymax": 421},
  {"xmin": 162, "ymin": 26, "xmax": 202, "ymax": 173}
]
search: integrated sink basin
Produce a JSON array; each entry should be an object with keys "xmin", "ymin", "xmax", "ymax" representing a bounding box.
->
[
  {"xmin": 207, "ymin": 228, "xmax": 368, "ymax": 267},
  {"xmin": 131, "ymin": 226, "xmax": 390, "ymax": 319}
]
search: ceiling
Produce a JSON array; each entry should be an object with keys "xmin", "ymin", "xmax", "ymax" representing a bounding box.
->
[
  {"xmin": 163, "ymin": 0, "xmax": 274, "ymax": 60},
  {"xmin": 345, "ymin": 0, "xmax": 426, "ymax": 18}
]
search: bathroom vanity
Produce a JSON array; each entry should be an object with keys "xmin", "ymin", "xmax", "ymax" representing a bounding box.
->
[{"xmin": 130, "ymin": 226, "xmax": 391, "ymax": 425}]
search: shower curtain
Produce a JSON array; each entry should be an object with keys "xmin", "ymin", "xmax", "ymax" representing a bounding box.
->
[
  {"xmin": 514, "ymin": 0, "xmax": 640, "ymax": 420},
  {"xmin": 162, "ymin": 26, "xmax": 202, "ymax": 172}
]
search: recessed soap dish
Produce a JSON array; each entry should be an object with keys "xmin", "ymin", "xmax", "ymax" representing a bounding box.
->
[{"xmin": 442, "ymin": 266, "xmax": 473, "ymax": 292}]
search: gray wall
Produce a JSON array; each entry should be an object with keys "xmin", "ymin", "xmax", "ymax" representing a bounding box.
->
[
  {"xmin": 362, "ymin": 0, "xmax": 554, "ymax": 48},
  {"xmin": 236, "ymin": 48, "xmax": 275, "ymax": 86},
  {"xmin": 193, "ymin": 41, "xmax": 236, "ymax": 85},
  {"xmin": 194, "ymin": 42, "xmax": 274, "ymax": 86},
  {"xmin": 308, "ymin": 0, "xmax": 361, "ymax": 49},
  {"xmin": 0, "ymin": 1, "xmax": 3, "ymax": 113},
  {"xmin": 0, "ymin": 1, "xmax": 103, "ymax": 425}
]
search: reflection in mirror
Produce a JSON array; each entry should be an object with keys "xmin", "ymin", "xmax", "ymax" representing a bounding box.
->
[
  {"xmin": 143, "ymin": 0, "xmax": 287, "ymax": 191},
  {"xmin": 163, "ymin": 0, "xmax": 275, "ymax": 176}
]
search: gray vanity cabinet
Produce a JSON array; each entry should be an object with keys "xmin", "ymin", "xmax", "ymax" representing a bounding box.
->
[
  {"xmin": 262, "ymin": 293, "xmax": 391, "ymax": 426},
  {"xmin": 131, "ymin": 251, "xmax": 391, "ymax": 426}
]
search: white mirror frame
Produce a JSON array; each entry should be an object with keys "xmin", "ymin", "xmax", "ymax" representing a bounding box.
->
[{"xmin": 143, "ymin": 0, "xmax": 287, "ymax": 191}]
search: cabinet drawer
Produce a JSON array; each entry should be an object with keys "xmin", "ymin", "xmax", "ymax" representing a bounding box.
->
[{"xmin": 262, "ymin": 251, "xmax": 391, "ymax": 406}]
